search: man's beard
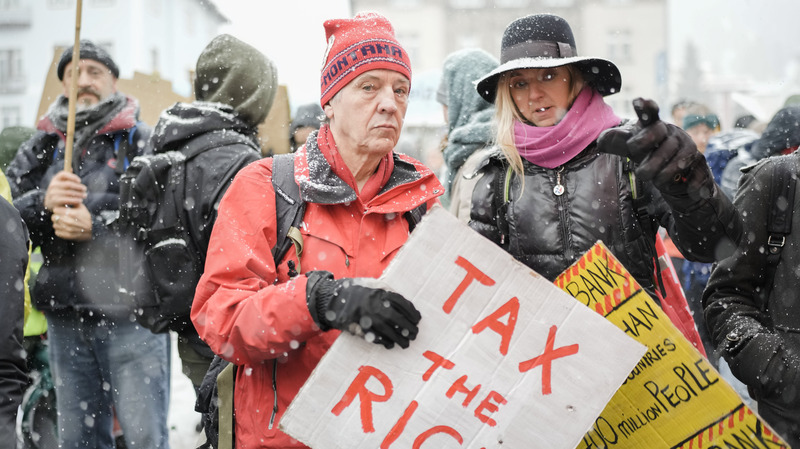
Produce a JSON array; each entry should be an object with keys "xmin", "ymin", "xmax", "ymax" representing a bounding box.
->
[{"xmin": 75, "ymin": 87, "xmax": 101, "ymax": 111}]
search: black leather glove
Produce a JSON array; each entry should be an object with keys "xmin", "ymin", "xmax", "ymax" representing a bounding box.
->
[
  {"xmin": 305, "ymin": 271, "xmax": 421, "ymax": 349},
  {"xmin": 597, "ymin": 98, "xmax": 704, "ymax": 186},
  {"xmin": 597, "ymin": 98, "xmax": 703, "ymax": 187}
]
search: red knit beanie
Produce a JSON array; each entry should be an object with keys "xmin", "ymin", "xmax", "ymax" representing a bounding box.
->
[{"xmin": 320, "ymin": 12, "xmax": 412, "ymax": 107}]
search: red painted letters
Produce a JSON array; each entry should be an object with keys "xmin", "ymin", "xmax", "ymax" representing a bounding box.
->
[{"xmin": 444, "ymin": 256, "xmax": 496, "ymax": 313}]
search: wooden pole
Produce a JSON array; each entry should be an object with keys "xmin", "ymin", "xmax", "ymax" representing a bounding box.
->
[{"xmin": 63, "ymin": 0, "xmax": 83, "ymax": 173}]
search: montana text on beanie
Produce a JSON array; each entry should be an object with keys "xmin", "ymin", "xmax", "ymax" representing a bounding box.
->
[
  {"xmin": 319, "ymin": 12, "xmax": 412, "ymax": 107},
  {"xmin": 57, "ymin": 40, "xmax": 119, "ymax": 81}
]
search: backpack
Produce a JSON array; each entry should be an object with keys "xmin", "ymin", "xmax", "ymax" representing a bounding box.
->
[
  {"xmin": 117, "ymin": 130, "xmax": 257, "ymax": 334},
  {"xmin": 195, "ymin": 152, "xmax": 428, "ymax": 449}
]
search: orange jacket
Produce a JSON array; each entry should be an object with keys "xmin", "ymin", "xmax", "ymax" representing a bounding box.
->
[{"xmin": 192, "ymin": 133, "xmax": 442, "ymax": 448}]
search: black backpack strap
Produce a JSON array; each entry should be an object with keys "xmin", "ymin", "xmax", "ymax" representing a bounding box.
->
[
  {"xmin": 271, "ymin": 153, "xmax": 306, "ymax": 274},
  {"xmin": 403, "ymin": 202, "xmax": 427, "ymax": 232},
  {"xmin": 764, "ymin": 156, "xmax": 797, "ymax": 292}
]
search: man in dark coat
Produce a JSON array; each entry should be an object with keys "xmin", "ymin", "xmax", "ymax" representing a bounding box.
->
[
  {"xmin": 704, "ymin": 151, "xmax": 800, "ymax": 447},
  {"xmin": 0, "ymin": 196, "xmax": 29, "ymax": 443},
  {"xmin": 5, "ymin": 40, "xmax": 170, "ymax": 449},
  {"xmin": 146, "ymin": 34, "xmax": 277, "ymax": 395}
]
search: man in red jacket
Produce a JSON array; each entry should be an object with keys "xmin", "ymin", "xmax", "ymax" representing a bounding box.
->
[{"xmin": 191, "ymin": 12, "xmax": 443, "ymax": 448}]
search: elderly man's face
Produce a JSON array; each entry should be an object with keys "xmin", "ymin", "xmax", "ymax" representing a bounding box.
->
[
  {"xmin": 325, "ymin": 69, "xmax": 409, "ymax": 157},
  {"xmin": 61, "ymin": 59, "xmax": 117, "ymax": 110}
]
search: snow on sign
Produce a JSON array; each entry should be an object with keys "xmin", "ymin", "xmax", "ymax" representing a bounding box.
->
[
  {"xmin": 280, "ymin": 206, "xmax": 646, "ymax": 449},
  {"xmin": 556, "ymin": 242, "xmax": 790, "ymax": 449}
]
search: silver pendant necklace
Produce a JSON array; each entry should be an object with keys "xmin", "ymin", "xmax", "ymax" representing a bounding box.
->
[{"xmin": 553, "ymin": 166, "xmax": 565, "ymax": 196}]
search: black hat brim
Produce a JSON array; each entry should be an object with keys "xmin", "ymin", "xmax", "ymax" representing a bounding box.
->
[{"xmin": 475, "ymin": 56, "xmax": 622, "ymax": 103}]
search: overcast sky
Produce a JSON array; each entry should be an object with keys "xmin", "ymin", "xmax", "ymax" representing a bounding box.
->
[
  {"xmin": 668, "ymin": 0, "xmax": 799, "ymax": 84},
  {"xmin": 215, "ymin": 0, "xmax": 351, "ymax": 111}
]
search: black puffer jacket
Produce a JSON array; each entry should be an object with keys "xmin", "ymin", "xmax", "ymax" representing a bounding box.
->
[
  {"xmin": 148, "ymin": 101, "xmax": 261, "ymax": 355},
  {"xmin": 703, "ymin": 153, "xmax": 800, "ymax": 445},
  {"xmin": 0, "ymin": 196, "xmax": 28, "ymax": 438},
  {"xmin": 5, "ymin": 97, "xmax": 149, "ymax": 314},
  {"xmin": 469, "ymin": 130, "xmax": 741, "ymax": 294}
]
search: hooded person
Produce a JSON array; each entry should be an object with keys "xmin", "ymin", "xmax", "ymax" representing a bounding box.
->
[
  {"xmin": 191, "ymin": 12, "xmax": 442, "ymax": 448},
  {"xmin": 436, "ymin": 48, "xmax": 499, "ymax": 212},
  {"xmin": 145, "ymin": 33, "xmax": 278, "ymax": 394},
  {"xmin": 720, "ymin": 104, "xmax": 800, "ymax": 199}
]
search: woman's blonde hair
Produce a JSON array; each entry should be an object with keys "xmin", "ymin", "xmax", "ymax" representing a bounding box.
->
[{"xmin": 494, "ymin": 65, "xmax": 586, "ymax": 181}]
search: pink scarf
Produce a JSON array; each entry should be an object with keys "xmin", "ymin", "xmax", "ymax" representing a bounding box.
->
[{"xmin": 514, "ymin": 87, "xmax": 622, "ymax": 169}]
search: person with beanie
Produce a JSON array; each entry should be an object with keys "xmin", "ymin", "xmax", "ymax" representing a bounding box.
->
[
  {"xmin": 145, "ymin": 33, "xmax": 277, "ymax": 404},
  {"xmin": 289, "ymin": 103, "xmax": 325, "ymax": 152},
  {"xmin": 467, "ymin": 13, "xmax": 740, "ymax": 303},
  {"xmin": 435, "ymin": 48, "xmax": 499, "ymax": 216},
  {"xmin": 681, "ymin": 103, "xmax": 720, "ymax": 154},
  {"xmin": 191, "ymin": 12, "xmax": 442, "ymax": 448},
  {"xmin": 5, "ymin": 40, "xmax": 171, "ymax": 448}
]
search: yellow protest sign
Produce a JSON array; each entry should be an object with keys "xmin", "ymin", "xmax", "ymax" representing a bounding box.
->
[{"xmin": 555, "ymin": 242, "xmax": 789, "ymax": 449}]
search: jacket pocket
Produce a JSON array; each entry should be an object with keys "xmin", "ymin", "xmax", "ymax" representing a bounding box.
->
[{"xmin": 138, "ymin": 237, "xmax": 201, "ymax": 332}]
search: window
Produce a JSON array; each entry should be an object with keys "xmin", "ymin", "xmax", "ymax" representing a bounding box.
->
[
  {"xmin": 607, "ymin": 29, "xmax": 632, "ymax": 64},
  {"xmin": 90, "ymin": 0, "xmax": 114, "ymax": 6},
  {"xmin": 1, "ymin": 106, "xmax": 22, "ymax": 129},
  {"xmin": 0, "ymin": 0, "xmax": 22, "ymax": 10},
  {"xmin": 0, "ymin": 48, "xmax": 23, "ymax": 83}
]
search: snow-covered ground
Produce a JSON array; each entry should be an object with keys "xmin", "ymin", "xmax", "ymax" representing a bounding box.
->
[{"xmin": 168, "ymin": 333, "xmax": 206, "ymax": 449}]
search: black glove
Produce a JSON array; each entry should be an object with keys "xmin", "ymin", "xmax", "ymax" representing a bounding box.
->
[
  {"xmin": 305, "ymin": 271, "xmax": 421, "ymax": 349},
  {"xmin": 597, "ymin": 98, "xmax": 703, "ymax": 186}
]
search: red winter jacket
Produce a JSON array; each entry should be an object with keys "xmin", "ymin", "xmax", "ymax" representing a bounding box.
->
[{"xmin": 191, "ymin": 130, "xmax": 442, "ymax": 448}]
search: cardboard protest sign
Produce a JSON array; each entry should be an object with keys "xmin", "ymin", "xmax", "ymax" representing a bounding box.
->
[
  {"xmin": 281, "ymin": 206, "xmax": 646, "ymax": 448},
  {"xmin": 554, "ymin": 242, "xmax": 789, "ymax": 448}
]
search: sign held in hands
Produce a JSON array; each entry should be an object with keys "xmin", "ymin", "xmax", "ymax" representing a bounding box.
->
[{"xmin": 280, "ymin": 206, "xmax": 646, "ymax": 449}]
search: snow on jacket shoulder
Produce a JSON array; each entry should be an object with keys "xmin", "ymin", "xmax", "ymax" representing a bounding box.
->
[{"xmin": 191, "ymin": 137, "xmax": 442, "ymax": 448}]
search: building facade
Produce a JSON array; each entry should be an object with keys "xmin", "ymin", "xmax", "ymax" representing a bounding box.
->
[
  {"xmin": 351, "ymin": 0, "xmax": 668, "ymax": 121},
  {"xmin": 0, "ymin": 0, "xmax": 226, "ymax": 130}
]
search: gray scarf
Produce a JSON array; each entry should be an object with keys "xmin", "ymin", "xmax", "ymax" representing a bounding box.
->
[{"xmin": 47, "ymin": 91, "xmax": 127, "ymax": 170}]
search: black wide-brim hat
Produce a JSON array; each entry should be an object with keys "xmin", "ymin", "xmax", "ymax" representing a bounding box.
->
[{"xmin": 476, "ymin": 14, "xmax": 621, "ymax": 103}]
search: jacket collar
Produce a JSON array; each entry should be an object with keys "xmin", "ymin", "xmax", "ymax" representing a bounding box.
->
[{"xmin": 295, "ymin": 131, "xmax": 443, "ymax": 209}]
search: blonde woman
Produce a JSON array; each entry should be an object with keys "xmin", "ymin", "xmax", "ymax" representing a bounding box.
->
[{"xmin": 467, "ymin": 13, "xmax": 741, "ymax": 297}]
